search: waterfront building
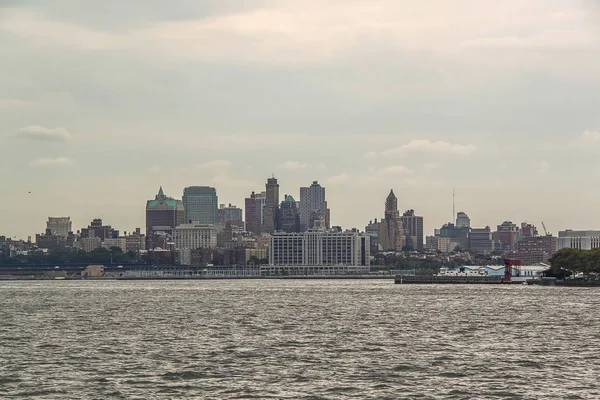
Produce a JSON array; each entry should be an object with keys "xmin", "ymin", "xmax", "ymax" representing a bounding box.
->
[
  {"xmin": 173, "ymin": 223, "xmax": 218, "ymax": 250},
  {"xmin": 495, "ymin": 221, "xmax": 520, "ymax": 251},
  {"xmin": 46, "ymin": 217, "xmax": 72, "ymax": 237},
  {"xmin": 514, "ymin": 235, "xmax": 557, "ymax": 264},
  {"xmin": 183, "ymin": 186, "xmax": 218, "ymax": 224},
  {"xmin": 468, "ymin": 227, "xmax": 494, "ymax": 254},
  {"xmin": 279, "ymin": 195, "xmax": 300, "ymax": 233},
  {"xmin": 557, "ymin": 230, "xmax": 600, "ymax": 251},
  {"xmin": 146, "ymin": 187, "xmax": 185, "ymax": 238},
  {"xmin": 268, "ymin": 218, "xmax": 370, "ymax": 275},
  {"xmin": 402, "ymin": 209, "xmax": 424, "ymax": 251},
  {"xmin": 378, "ymin": 190, "xmax": 405, "ymax": 251},
  {"xmin": 456, "ymin": 212, "xmax": 471, "ymax": 229},
  {"xmin": 245, "ymin": 191, "xmax": 266, "ymax": 235},
  {"xmin": 299, "ymin": 181, "xmax": 326, "ymax": 231},
  {"xmin": 262, "ymin": 177, "xmax": 280, "ymax": 234}
]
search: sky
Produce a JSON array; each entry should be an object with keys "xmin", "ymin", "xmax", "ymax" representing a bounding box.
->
[{"xmin": 1, "ymin": 0, "xmax": 600, "ymax": 239}]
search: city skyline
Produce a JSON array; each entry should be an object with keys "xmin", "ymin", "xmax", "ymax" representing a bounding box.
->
[{"xmin": 2, "ymin": 1, "xmax": 600, "ymax": 239}]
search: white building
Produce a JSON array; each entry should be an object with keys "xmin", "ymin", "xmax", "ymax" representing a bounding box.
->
[
  {"xmin": 267, "ymin": 220, "xmax": 370, "ymax": 275},
  {"xmin": 173, "ymin": 224, "xmax": 218, "ymax": 250},
  {"xmin": 557, "ymin": 230, "xmax": 600, "ymax": 251},
  {"xmin": 299, "ymin": 181, "xmax": 326, "ymax": 231},
  {"xmin": 47, "ymin": 217, "xmax": 72, "ymax": 237}
]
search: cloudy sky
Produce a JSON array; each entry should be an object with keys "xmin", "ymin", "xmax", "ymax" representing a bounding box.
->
[{"xmin": 1, "ymin": 0, "xmax": 600, "ymax": 239}]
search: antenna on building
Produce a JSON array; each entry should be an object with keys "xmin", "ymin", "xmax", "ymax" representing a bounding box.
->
[{"xmin": 452, "ymin": 186, "xmax": 455, "ymax": 223}]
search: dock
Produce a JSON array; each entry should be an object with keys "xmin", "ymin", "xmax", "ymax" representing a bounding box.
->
[{"xmin": 394, "ymin": 275, "xmax": 505, "ymax": 284}]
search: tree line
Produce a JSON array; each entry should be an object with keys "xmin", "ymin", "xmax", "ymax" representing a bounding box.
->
[{"xmin": 549, "ymin": 248, "xmax": 600, "ymax": 273}]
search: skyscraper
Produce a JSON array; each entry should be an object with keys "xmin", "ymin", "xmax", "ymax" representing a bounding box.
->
[
  {"xmin": 456, "ymin": 212, "xmax": 471, "ymax": 228},
  {"xmin": 401, "ymin": 209, "xmax": 424, "ymax": 251},
  {"xmin": 262, "ymin": 177, "xmax": 279, "ymax": 234},
  {"xmin": 279, "ymin": 195, "xmax": 300, "ymax": 233},
  {"xmin": 299, "ymin": 181, "xmax": 326, "ymax": 231},
  {"xmin": 46, "ymin": 217, "xmax": 72, "ymax": 237},
  {"xmin": 245, "ymin": 191, "xmax": 266, "ymax": 235},
  {"xmin": 378, "ymin": 190, "xmax": 405, "ymax": 251},
  {"xmin": 146, "ymin": 187, "xmax": 185, "ymax": 239},
  {"xmin": 183, "ymin": 186, "xmax": 218, "ymax": 224}
]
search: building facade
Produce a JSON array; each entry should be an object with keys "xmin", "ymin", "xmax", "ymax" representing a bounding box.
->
[
  {"xmin": 146, "ymin": 187, "xmax": 185, "ymax": 238},
  {"xmin": 456, "ymin": 212, "xmax": 471, "ymax": 229},
  {"xmin": 218, "ymin": 203, "xmax": 243, "ymax": 224},
  {"xmin": 401, "ymin": 209, "xmax": 424, "ymax": 251},
  {"xmin": 183, "ymin": 186, "xmax": 218, "ymax": 224},
  {"xmin": 244, "ymin": 191, "xmax": 266, "ymax": 235},
  {"xmin": 262, "ymin": 177, "xmax": 280, "ymax": 234},
  {"xmin": 299, "ymin": 181, "xmax": 326, "ymax": 231},
  {"xmin": 378, "ymin": 190, "xmax": 405, "ymax": 251},
  {"xmin": 268, "ymin": 223, "xmax": 370, "ymax": 274},
  {"xmin": 173, "ymin": 224, "xmax": 218, "ymax": 250},
  {"xmin": 514, "ymin": 235, "xmax": 557, "ymax": 264},
  {"xmin": 495, "ymin": 221, "xmax": 520, "ymax": 251},
  {"xmin": 279, "ymin": 195, "xmax": 300, "ymax": 233},
  {"xmin": 46, "ymin": 217, "xmax": 72, "ymax": 237},
  {"xmin": 557, "ymin": 230, "xmax": 600, "ymax": 250},
  {"xmin": 469, "ymin": 227, "xmax": 494, "ymax": 253}
]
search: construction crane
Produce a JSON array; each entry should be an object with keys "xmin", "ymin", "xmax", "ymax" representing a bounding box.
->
[{"xmin": 541, "ymin": 221, "xmax": 549, "ymax": 236}]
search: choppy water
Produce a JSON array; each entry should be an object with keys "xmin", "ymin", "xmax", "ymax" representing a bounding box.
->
[{"xmin": 0, "ymin": 280, "xmax": 599, "ymax": 399}]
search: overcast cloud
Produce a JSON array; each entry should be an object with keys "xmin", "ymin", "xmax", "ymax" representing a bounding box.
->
[{"xmin": 1, "ymin": 0, "xmax": 600, "ymax": 238}]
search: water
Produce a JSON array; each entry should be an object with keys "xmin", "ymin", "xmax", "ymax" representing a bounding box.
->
[{"xmin": 0, "ymin": 280, "xmax": 599, "ymax": 399}]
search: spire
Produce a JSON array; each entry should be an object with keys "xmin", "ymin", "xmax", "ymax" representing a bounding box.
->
[
  {"xmin": 157, "ymin": 186, "xmax": 165, "ymax": 197},
  {"xmin": 387, "ymin": 189, "xmax": 396, "ymax": 199}
]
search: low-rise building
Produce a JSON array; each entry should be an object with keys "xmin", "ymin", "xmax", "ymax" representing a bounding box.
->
[{"xmin": 557, "ymin": 230, "xmax": 600, "ymax": 251}]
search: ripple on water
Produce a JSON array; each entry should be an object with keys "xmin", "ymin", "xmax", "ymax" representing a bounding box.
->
[{"xmin": 1, "ymin": 281, "xmax": 599, "ymax": 399}]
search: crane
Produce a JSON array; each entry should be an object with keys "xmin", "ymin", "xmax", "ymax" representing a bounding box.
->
[{"xmin": 541, "ymin": 221, "xmax": 549, "ymax": 236}]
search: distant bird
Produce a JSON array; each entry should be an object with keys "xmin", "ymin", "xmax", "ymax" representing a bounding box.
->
[{"xmin": 28, "ymin": 191, "xmax": 31, "ymax": 194}]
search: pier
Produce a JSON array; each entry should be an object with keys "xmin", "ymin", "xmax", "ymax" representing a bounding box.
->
[{"xmin": 395, "ymin": 275, "xmax": 504, "ymax": 284}]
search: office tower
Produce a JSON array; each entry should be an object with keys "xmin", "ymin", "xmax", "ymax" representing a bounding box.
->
[
  {"xmin": 46, "ymin": 217, "xmax": 72, "ymax": 237},
  {"xmin": 468, "ymin": 227, "xmax": 494, "ymax": 253},
  {"xmin": 218, "ymin": 204, "xmax": 243, "ymax": 223},
  {"xmin": 245, "ymin": 191, "xmax": 266, "ymax": 235},
  {"xmin": 279, "ymin": 195, "xmax": 300, "ymax": 233},
  {"xmin": 146, "ymin": 187, "xmax": 185, "ymax": 238},
  {"xmin": 262, "ymin": 177, "xmax": 279, "ymax": 234},
  {"xmin": 456, "ymin": 212, "xmax": 471, "ymax": 228},
  {"xmin": 378, "ymin": 190, "xmax": 405, "ymax": 251},
  {"xmin": 401, "ymin": 209, "xmax": 424, "ymax": 251},
  {"xmin": 495, "ymin": 221, "xmax": 520, "ymax": 251},
  {"xmin": 299, "ymin": 181, "xmax": 326, "ymax": 231},
  {"xmin": 183, "ymin": 186, "xmax": 218, "ymax": 224}
]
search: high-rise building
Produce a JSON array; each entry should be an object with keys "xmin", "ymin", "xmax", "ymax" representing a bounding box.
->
[
  {"xmin": 279, "ymin": 195, "xmax": 300, "ymax": 233},
  {"xmin": 146, "ymin": 187, "xmax": 185, "ymax": 239},
  {"xmin": 436, "ymin": 222, "xmax": 469, "ymax": 250},
  {"xmin": 520, "ymin": 223, "xmax": 538, "ymax": 237},
  {"xmin": 46, "ymin": 217, "xmax": 72, "ymax": 237},
  {"xmin": 183, "ymin": 186, "xmax": 218, "ymax": 224},
  {"xmin": 244, "ymin": 191, "xmax": 266, "ymax": 235},
  {"xmin": 81, "ymin": 218, "xmax": 117, "ymax": 241},
  {"xmin": 401, "ymin": 209, "xmax": 424, "ymax": 251},
  {"xmin": 299, "ymin": 181, "xmax": 326, "ymax": 231},
  {"xmin": 469, "ymin": 227, "xmax": 494, "ymax": 253},
  {"xmin": 456, "ymin": 212, "xmax": 470, "ymax": 228},
  {"xmin": 262, "ymin": 177, "xmax": 280, "ymax": 234},
  {"xmin": 365, "ymin": 219, "xmax": 380, "ymax": 251},
  {"xmin": 268, "ymin": 222, "xmax": 370, "ymax": 274},
  {"xmin": 378, "ymin": 190, "xmax": 405, "ymax": 251},
  {"xmin": 218, "ymin": 204, "xmax": 243, "ymax": 231},
  {"xmin": 494, "ymin": 221, "xmax": 520, "ymax": 251}
]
